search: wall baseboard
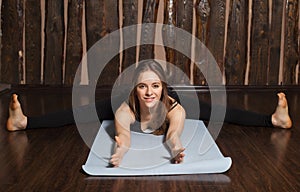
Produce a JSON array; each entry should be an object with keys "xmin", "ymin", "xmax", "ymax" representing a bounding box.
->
[
  {"xmin": 8, "ymin": 84, "xmax": 300, "ymax": 93},
  {"xmin": 171, "ymin": 85, "xmax": 300, "ymax": 92}
]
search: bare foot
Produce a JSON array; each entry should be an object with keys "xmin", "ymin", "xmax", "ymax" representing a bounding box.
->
[
  {"xmin": 6, "ymin": 94, "xmax": 27, "ymax": 131},
  {"xmin": 271, "ymin": 93, "xmax": 292, "ymax": 129}
]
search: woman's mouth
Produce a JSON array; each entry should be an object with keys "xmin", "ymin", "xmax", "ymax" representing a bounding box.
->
[{"xmin": 144, "ymin": 97, "xmax": 156, "ymax": 102}]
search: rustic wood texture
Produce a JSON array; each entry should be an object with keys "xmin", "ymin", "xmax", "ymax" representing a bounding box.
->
[
  {"xmin": 194, "ymin": 0, "xmax": 210, "ymax": 85},
  {"xmin": 1, "ymin": 87, "xmax": 300, "ymax": 191},
  {"xmin": 282, "ymin": 0, "xmax": 299, "ymax": 85},
  {"xmin": 122, "ymin": 0, "xmax": 139, "ymax": 70},
  {"xmin": 139, "ymin": 0, "xmax": 159, "ymax": 61},
  {"xmin": 85, "ymin": 1, "xmax": 105, "ymax": 50},
  {"xmin": 248, "ymin": 0, "xmax": 269, "ymax": 85},
  {"xmin": 17, "ymin": 0, "xmax": 24, "ymax": 84},
  {"xmin": 174, "ymin": 0, "xmax": 193, "ymax": 83},
  {"xmin": 64, "ymin": 0, "xmax": 83, "ymax": 85},
  {"xmin": 44, "ymin": 1, "xmax": 64, "ymax": 85},
  {"xmin": 0, "ymin": 1, "xmax": 300, "ymax": 86},
  {"xmin": 85, "ymin": 0, "xmax": 119, "ymax": 87},
  {"xmin": 85, "ymin": 1, "xmax": 105, "ymax": 86},
  {"xmin": 206, "ymin": 0, "xmax": 226, "ymax": 85},
  {"xmin": 1, "ymin": 0, "xmax": 21, "ymax": 84},
  {"xmin": 97, "ymin": 0, "xmax": 119, "ymax": 87},
  {"xmin": 25, "ymin": 0, "xmax": 41, "ymax": 85},
  {"xmin": 225, "ymin": 0, "xmax": 247, "ymax": 85},
  {"xmin": 163, "ymin": 0, "xmax": 177, "ymax": 83},
  {"xmin": 268, "ymin": 0, "xmax": 283, "ymax": 85}
]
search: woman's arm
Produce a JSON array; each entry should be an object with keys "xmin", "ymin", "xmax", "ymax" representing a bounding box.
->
[
  {"xmin": 110, "ymin": 102, "xmax": 135, "ymax": 167},
  {"xmin": 166, "ymin": 103, "xmax": 186, "ymax": 163}
]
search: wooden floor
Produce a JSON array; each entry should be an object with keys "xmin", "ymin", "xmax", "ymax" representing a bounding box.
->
[{"xmin": 0, "ymin": 86, "xmax": 300, "ymax": 191}]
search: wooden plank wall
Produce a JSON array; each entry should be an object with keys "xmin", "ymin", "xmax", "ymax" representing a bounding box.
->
[{"xmin": 0, "ymin": 0, "xmax": 299, "ymax": 86}]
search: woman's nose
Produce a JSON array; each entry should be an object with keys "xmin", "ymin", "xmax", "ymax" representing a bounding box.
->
[{"xmin": 146, "ymin": 87, "xmax": 153, "ymax": 95}]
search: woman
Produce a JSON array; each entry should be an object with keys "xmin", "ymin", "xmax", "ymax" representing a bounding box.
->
[
  {"xmin": 110, "ymin": 61, "xmax": 186, "ymax": 166},
  {"xmin": 6, "ymin": 60, "xmax": 292, "ymax": 166}
]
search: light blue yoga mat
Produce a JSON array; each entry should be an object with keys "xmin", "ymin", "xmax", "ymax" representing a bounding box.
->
[{"xmin": 82, "ymin": 119, "xmax": 231, "ymax": 176}]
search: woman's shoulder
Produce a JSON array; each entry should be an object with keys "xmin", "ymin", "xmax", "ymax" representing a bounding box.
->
[
  {"xmin": 167, "ymin": 96, "xmax": 185, "ymax": 115},
  {"xmin": 115, "ymin": 102, "xmax": 135, "ymax": 122},
  {"xmin": 168, "ymin": 96, "xmax": 177, "ymax": 103},
  {"xmin": 116, "ymin": 102, "xmax": 132, "ymax": 113},
  {"xmin": 168, "ymin": 96, "xmax": 180, "ymax": 108}
]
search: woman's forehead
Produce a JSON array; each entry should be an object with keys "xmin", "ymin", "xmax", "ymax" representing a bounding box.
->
[{"xmin": 137, "ymin": 71, "xmax": 161, "ymax": 83}]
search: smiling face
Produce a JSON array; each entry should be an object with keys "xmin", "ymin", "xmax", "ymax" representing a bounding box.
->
[{"xmin": 135, "ymin": 70, "xmax": 163, "ymax": 109}]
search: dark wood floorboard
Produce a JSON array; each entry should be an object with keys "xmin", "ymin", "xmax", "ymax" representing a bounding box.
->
[{"xmin": 0, "ymin": 87, "xmax": 299, "ymax": 191}]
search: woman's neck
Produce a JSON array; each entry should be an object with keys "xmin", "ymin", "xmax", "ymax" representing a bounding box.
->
[{"xmin": 140, "ymin": 107, "xmax": 152, "ymax": 122}]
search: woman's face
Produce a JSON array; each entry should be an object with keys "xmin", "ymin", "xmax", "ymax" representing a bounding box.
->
[{"xmin": 136, "ymin": 70, "xmax": 163, "ymax": 109}]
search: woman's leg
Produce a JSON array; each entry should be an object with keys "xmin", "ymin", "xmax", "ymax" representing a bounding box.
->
[
  {"xmin": 27, "ymin": 97, "xmax": 116, "ymax": 129},
  {"xmin": 196, "ymin": 92, "xmax": 292, "ymax": 128},
  {"xmin": 7, "ymin": 94, "xmax": 116, "ymax": 131},
  {"xmin": 26, "ymin": 109, "xmax": 75, "ymax": 129},
  {"xmin": 168, "ymin": 88, "xmax": 272, "ymax": 126},
  {"xmin": 198, "ymin": 101, "xmax": 273, "ymax": 127}
]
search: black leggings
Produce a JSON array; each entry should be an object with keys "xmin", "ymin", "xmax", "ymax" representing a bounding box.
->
[{"xmin": 26, "ymin": 95, "xmax": 273, "ymax": 129}]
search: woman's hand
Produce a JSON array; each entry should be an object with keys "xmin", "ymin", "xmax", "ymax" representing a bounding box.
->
[
  {"xmin": 111, "ymin": 103, "xmax": 134, "ymax": 167},
  {"xmin": 110, "ymin": 136, "xmax": 129, "ymax": 167},
  {"xmin": 167, "ymin": 133, "xmax": 185, "ymax": 164},
  {"xmin": 171, "ymin": 147, "xmax": 185, "ymax": 164},
  {"xmin": 166, "ymin": 102, "xmax": 186, "ymax": 164}
]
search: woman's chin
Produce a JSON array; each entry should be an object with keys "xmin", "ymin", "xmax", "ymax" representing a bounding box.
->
[
  {"xmin": 144, "ymin": 101, "xmax": 159, "ymax": 108},
  {"xmin": 145, "ymin": 103, "xmax": 156, "ymax": 108}
]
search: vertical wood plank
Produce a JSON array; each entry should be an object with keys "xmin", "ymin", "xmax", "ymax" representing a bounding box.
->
[
  {"xmin": 139, "ymin": 0, "xmax": 159, "ymax": 61},
  {"xmin": 17, "ymin": 0, "xmax": 24, "ymax": 84},
  {"xmin": 65, "ymin": 0, "xmax": 83, "ymax": 85},
  {"xmin": 44, "ymin": 1, "xmax": 64, "ymax": 85},
  {"xmin": 85, "ymin": 1, "xmax": 105, "ymax": 50},
  {"xmin": 207, "ymin": 0, "xmax": 226, "ymax": 85},
  {"xmin": 85, "ymin": 1, "xmax": 105, "ymax": 86},
  {"xmin": 268, "ymin": 0, "xmax": 283, "ymax": 85},
  {"xmin": 283, "ymin": 0, "xmax": 299, "ymax": 84},
  {"xmin": 85, "ymin": 0, "xmax": 119, "ymax": 87},
  {"xmin": 122, "ymin": 0, "xmax": 138, "ymax": 70},
  {"xmin": 248, "ymin": 0, "xmax": 269, "ymax": 85},
  {"xmin": 298, "ymin": 0, "xmax": 300, "ymax": 84},
  {"xmin": 175, "ymin": 0, "xmax": 193, "ymax": 83},
  {"xmin": 163, "ymin": 0, "xmax": 176, "ymax": 83},
  {"xmin": 194, "ymin": 0, "xmax": 210, "ymax": 85},
  {"xmin": 99, "ymin": 0, "xmax": 120, "ymax": 86},
  {"xmin": 25, "ymin": 0, "xmax": 41, "ymax": 84},
  {"xmin": 1, "ymin": 0, "xmax": 21, "ymax": 84},
  {"xmin": 225, "ymin": 0, "xmax": 247, "ymax": 85},
  {"xmin": 104, "ymin": 0, "xmax": 119, "ymax": 34}
]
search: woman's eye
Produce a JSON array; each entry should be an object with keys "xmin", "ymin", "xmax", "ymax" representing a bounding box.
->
[
  {"xmin": 153, "ymin": 84, "xmax": 160, "ymax": 88},
  {"xmin": 138, "ymin": 84, "xmax": 146, "ymax": 89}
]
